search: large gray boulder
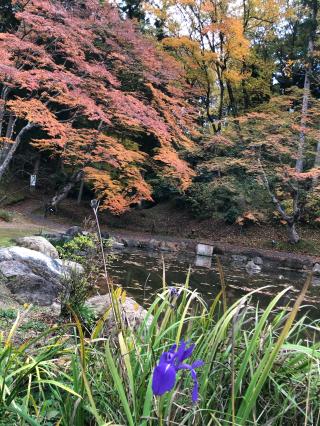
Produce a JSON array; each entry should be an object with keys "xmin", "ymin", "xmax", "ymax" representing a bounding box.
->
[
  {"xmin": 86, "ymin": 293, "xmax": 151, "ymax": 331},
  {"xmin": 0, "ymin": 246, "xmax": 83, "ymax": 306},
  {"xmin": 15, "ymin": 236, "xmax": 59, "ymax": 259}
]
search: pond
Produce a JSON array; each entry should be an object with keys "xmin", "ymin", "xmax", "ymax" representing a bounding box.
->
[{"xmin": 104, "ymin": 248, "xmax": 320, "ymax": 315}]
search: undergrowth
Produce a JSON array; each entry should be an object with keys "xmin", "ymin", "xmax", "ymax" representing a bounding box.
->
[{"xmin": 0, "ymin": 273, "xmax": 319, "ymax": 425}]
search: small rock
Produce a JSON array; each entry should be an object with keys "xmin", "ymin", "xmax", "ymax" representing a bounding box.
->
[
  {"xmin": 148, "ymin": 239, "xmax": 160, "ymax": 250},
  {"xmin": 245, "ymin": 260, "xmax": 261, "ymax": 274},
  {"xmin": 123, "ymin": 239, "xmax": 139, "ymax": 248},
  {"xmin": 231, "ymin": 255, "xmax": 248, "ymax": 263},
  {"xmin": 252, "ymin": 256, "xmax": 263, "ymax": 266},
  {"xmin": 111, "ymin": 241, "xmax": 125, "ymax": 250},
  {"xmin": 65, "ymin": 226, "xmax": 83, "ymax": 237},
  {"xmin": 312, "ymin": 263, "xmax": 320, "ymax": 275},
  {"xmin": 159, "ymin": 241, "xmax": 179, "ymax": 252},
  {"xmin": 15, "ymin": 236, "xmax": 59, "ymax": 259},
  {"xmin": 51, "ymin": 302, "xmax": 62, "ymax": 316},
  {"xmin": 312, "ymin": 276, "xmax": 320, "ymax": 286}
]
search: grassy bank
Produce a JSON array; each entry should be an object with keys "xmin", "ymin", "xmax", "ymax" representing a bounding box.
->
[
  {"xmin": 0, "ymin": 228, "xmax": 36, "ymax": 247},
  {"xmin": 0, "ymin": 275, "xmax": 319, "ymax": 425}
]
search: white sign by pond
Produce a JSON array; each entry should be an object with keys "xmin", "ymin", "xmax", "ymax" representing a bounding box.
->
[
  {"xmin": 30, "ymin": 175, "xmax": 37, "ymax": 187},
  {"xmin": 196, "ymin": 243, "xmax": 214, "ymax": 257}
]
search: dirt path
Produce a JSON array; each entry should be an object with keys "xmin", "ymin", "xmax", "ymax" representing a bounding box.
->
[
  {"xmin": 1, "ymin": 198, "xmax": 69, "ymax": 233},
  {"xmin": 1, "ymin": 196, "xmax": 320, "ymax": 258}
]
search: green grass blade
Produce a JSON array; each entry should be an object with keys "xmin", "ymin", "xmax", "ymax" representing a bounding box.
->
[{"xmin": 104, "ymin": 341, "xmax": 135, "ymax": 426}]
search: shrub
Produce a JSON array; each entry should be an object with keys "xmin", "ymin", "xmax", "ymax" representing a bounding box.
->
[
  {"xmin": 185, "ymin": 180, "xmax": 244, "ymax": 221},
  {"xmin": 0, "ymin": 209, "xmax": 13, "ymax": 222},
  {"xmin": 57, "ymin": 233, "xmax": 114, "ymax": 321},
  {"xmin": 57, "ymin": 234, "xmax": 96, "ymax": 264},
  {"xmin": 59, "ymin": 269, "xmax": 91, "ymax": 318}
]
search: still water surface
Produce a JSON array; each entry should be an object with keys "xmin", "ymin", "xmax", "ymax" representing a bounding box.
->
[{"xmin": 104, "ymin": 248, "xmax": 320, "ymax": 314}]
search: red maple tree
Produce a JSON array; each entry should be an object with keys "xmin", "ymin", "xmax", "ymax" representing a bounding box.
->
[{"xmin": 0, "ymin": 0, "xmax": 198, "ymax": 213}]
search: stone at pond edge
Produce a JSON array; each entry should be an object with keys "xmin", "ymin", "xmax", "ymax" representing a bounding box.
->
[
  {"xmin": 15, "ymin": 236, "xmax": 59, "ymax": 259},
  {"xmin": 231, "ymin": 255, "xmax": 248, "ymax": 264},
  {"xmin": 65, "ymin": 226, "xmax": 83, "ymax": 237},
  {"xmin": 86, "ymin": 293, "xmax": 152, "ymax": 331},
  {"xmin": 312, "ymin": 263, "xmax": 320, "ymax": 275},
  {"xmin": 245, "ymin": 260, "xmax": 262, "ymax": 274},
  {"xmin": 112, "ymin": 241, "xmax": 125, "ymax": 250},
  {"xmin": 252, "ymin": 256, "xmax": 263, "ymax": 266}
]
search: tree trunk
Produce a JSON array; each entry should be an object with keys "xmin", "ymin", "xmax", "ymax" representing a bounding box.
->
[
  {"xmin": 258, "ymin": 157, "xmax": 300, "ymax": 244},
  {"xmin": 0, "ymin": 114, "xmax": 17, "ymax": 163},
  {"xmin": 0, "ymin": 86, "xmax": 10, "ymax": 136},
  {"xmin": 287, "ymin": 221, "xmax": 300, "ymax": 244},
  {"xmin": 0, "ymin": 122, "xmax": 34, "ymax": 180},
  {"xmin": 77, "ymin": 178, "xmax": 84, "ymax": 205},
  {"xmin": 48, "ymin": 169, "xmax": 84, "ymax": 209},
  {"xmin": 226, "ymin": 80, "xmax": 238, "ymax": 117},
  {"xmin": 312, "ymin": 141, "xmax": 320, "ymax": 187},
  {"xmin": 295, "ymin": 0, "xmax": 317, "ymax": 173},
  {"xmin": 295, "ymin": 42, "xmax": 312, "ymax": 173}
]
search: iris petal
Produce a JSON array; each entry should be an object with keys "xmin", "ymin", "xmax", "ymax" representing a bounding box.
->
[
  {"xmin": 175, "ymin": 342, "xmax": 195, "ymax": 363},
  {"xmin": 190, "ymin": 368, "xmax": 199, "ymax": 402},
  {"xmin": 174, "ymin": 341, "xmax": 186, "ymax": 363},
  {"xmin": 192, "ymin": 360, "xmax": 204, "ymax": 369},
  {"xmin": 152, "ymin": 363, "xmax": 176, "ymax": 396}
]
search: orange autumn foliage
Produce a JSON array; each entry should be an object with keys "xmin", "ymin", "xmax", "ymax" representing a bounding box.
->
[{"xmin": 0, "ymin": 0, "xmax": 199, "ymax": 213}]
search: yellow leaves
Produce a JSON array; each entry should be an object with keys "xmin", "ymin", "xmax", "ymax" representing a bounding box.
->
[
  {"xmin": 163, "ymin": 37, "xmax": 199, "ymax": 52},
  {"xmin": 224, "ymin": 69, "xmax": 246, "ymax": 84},
  {"xmin": 0, "ymin": 137, "xmax": 14, "ymax": 145},
  {"xmin": 163, "ymin": 36, "xmax": 218, "ymax": 64},
  {"xmin": 222, "ymin": 18, "xmax": 250, "ymax": 61},
  {"xmin": 177, "ymin": 0, "xmax": 194, "ymax": 5}
]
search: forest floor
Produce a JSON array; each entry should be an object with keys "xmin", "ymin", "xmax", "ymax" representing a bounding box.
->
[{"xmin": 1, "ymin": 186, "xmax": 320, "ymax": 256}]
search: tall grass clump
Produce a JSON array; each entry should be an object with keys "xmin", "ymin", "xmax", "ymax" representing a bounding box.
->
[{"xmin": 0, "ymin": 273, "xmax": 319, "ymax": 425}]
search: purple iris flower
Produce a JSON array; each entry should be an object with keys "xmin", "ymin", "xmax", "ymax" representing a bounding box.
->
[
  {"xmin": 152, "ymin": 341, "xmax": 204, "ymax": 403},
  {"xmin": 168, "ymin": 287, "xmax": 181, "ymax": 298}
]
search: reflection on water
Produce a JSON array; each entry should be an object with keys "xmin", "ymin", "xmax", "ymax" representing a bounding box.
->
[{"xmin": 103, "ymin": 248, "xmax": 320, "ymax": 313}]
